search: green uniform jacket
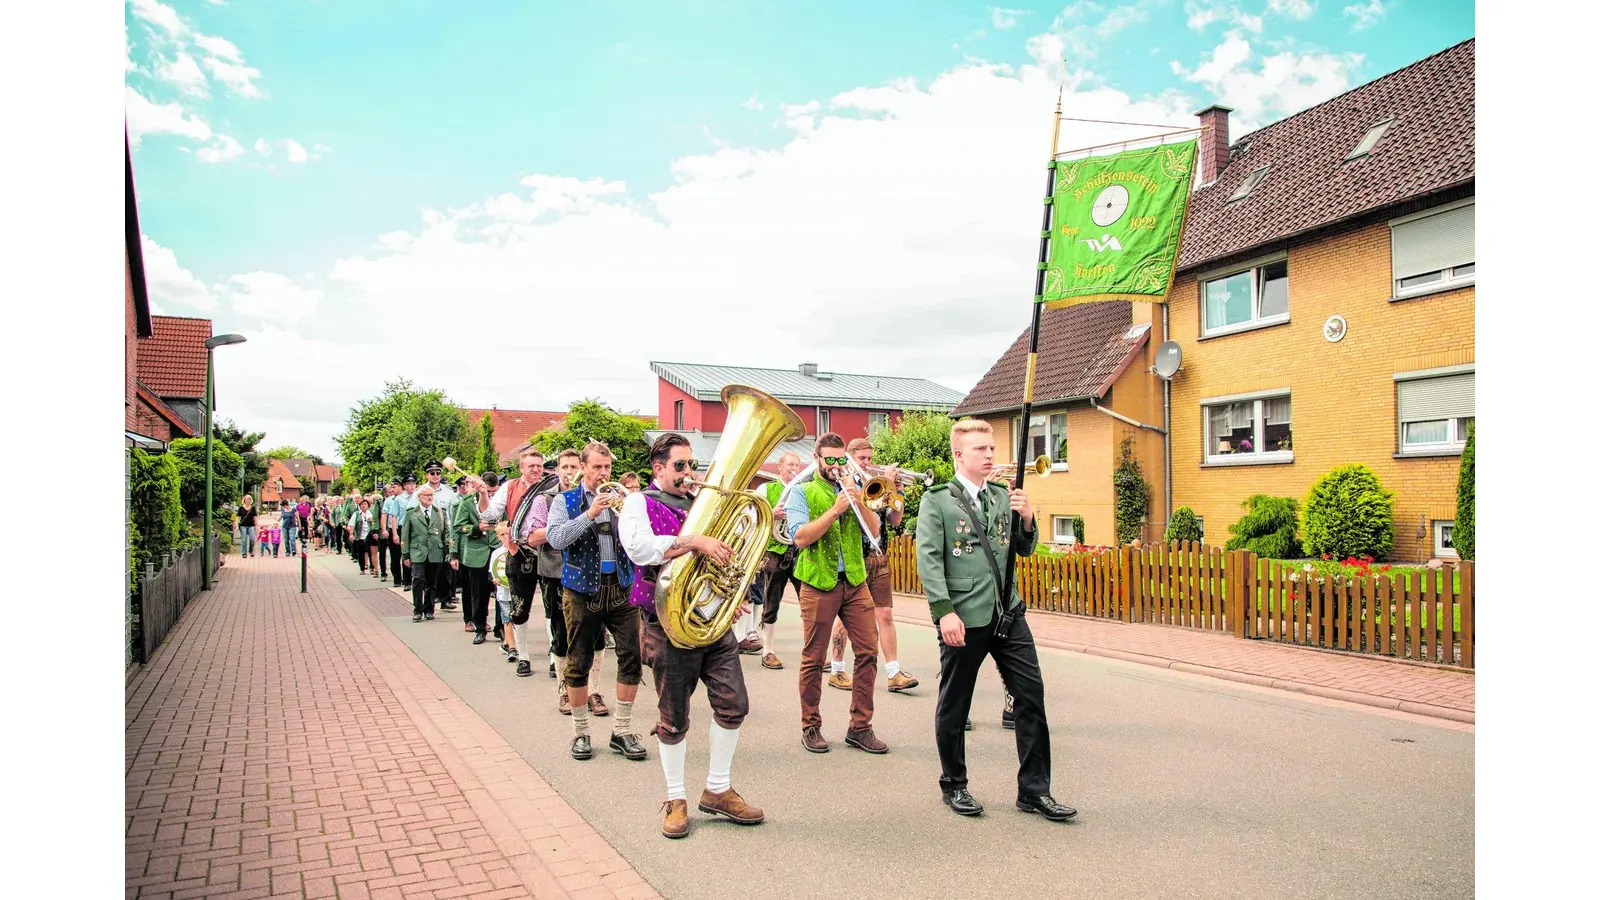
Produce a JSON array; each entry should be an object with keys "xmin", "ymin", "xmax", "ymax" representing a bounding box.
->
[
  {"xmin": 400, "ymin": 503, "xmax": 452, "ymax": 564},
  {"xmin": 914, "ymin": 480, "xmax": 1037, "ymax": 628},
  {"xmin": 451, "ymin": 497, "xmax": 495, "ymax": 568}
]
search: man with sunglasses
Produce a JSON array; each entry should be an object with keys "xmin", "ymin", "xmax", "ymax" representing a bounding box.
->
[
  {"xmin": 786, "ymin": 432, "xmax": 888, "ymax": 755},
  {"xmin": 545, "ymin": 442, "xmax": 647, "ymax": 763},
  {"xmin": 620, "ymin": 433, "xmax": 764, "ymax": 839}
]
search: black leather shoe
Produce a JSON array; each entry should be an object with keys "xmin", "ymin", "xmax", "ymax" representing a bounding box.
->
[
  {"xmin": 516, "ymin": 661, "xmax": 533, "ymax": 677},
  {"xmin": 610, "ymin": 732, "xmax": 648, "ymax": 761},
  {"xmin": 1016, "ymin": 794, "xmax": 1077, "ymax": 821},
  {"xmin": 964, "ymin": 718, "xmax": 973, "ymax": 731},
  {"xmin": 571, "ymin": 735, "xmax": 593, "ymax": 760},
  {"xmin": 412, "ymin": 614, "xmax": 423, "ymax": 622},
  {"xmin": 472, "ymin": 633, "xmax": 486, "ymax": 645},
  {"xmin": 943, "ymin": 788, "xmax": 984, "ymax": 817}
]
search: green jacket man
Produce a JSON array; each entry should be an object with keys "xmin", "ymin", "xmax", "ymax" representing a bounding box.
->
[
  {"xmin": 451, "ymin": 492, "xmax": 496, "ymax": 569},
  {"xmin": 915, "ymin": 476, "xmax": 1038, "ymax": 628},
  {"xmin": 401, "ymin": 500, "xmax": 452, "ymax": 564}
]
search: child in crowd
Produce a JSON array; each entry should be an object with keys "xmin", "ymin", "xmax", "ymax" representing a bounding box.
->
[
  {"xmin": 491, "ymin": 523, "xmax": 519, "ymax": 668},
  {"xmin": 256, "ymin": 514, "xmax": 272, "ymax": 557}
]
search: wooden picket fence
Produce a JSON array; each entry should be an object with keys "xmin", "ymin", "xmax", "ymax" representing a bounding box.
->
[{"xmin": 883, "ymin": 536, "xmax": 1474, "ymax": 668}]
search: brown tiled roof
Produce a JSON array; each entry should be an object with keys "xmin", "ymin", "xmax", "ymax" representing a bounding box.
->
[
  {"xmin": 953, "ymin": 302, "xmax": 1142, "ymax": 416},
  {"xmin": 314, "ymin": 464, "xmax": 340, "ymax": 483},
  {"xmin": 1177, "ymin": 38, "xmax": 1474, "ymax": 272},
  {"xmin": 266, "ymin": 458, "xmax": 303, "ymax": 491},
  {"xmin": 137, "ymin": 315, "xmax": 212, "ymax": 399},
  {"xmin": 134, "ymin": 382, "xmax": 197, "ymax": 437},
  {"xmin": 283, "ymin": 458, "xmax": 317, "ymax": 481},
  {"xmin": 460, "ymin": 408, "xmax": 568, "ymax": 460}
]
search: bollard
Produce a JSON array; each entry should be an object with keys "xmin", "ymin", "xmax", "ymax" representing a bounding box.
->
[{"xmin": 301, "ymin": 548, "xmax": 308, "ymax": 593}]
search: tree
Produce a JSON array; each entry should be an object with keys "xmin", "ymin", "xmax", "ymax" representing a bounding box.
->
[
  {"xmin": 262, "ymin": 445, "xmax": 323, "ymax": 465},
  {"xmin": 1112, "ymin": 437, "xmax": 1150, "ymax": 545},
  {"xmin": 1224, "ymin": 495, "xmax": 1302, "ymax": 559},
  {"xmin": 1303, "ymin": 464, "xmax": 1396, "ymax": 560},
  {"xmin": 870, "ymin": 410, "xmax": 956, "ymax": 535},
  {"xmin": 532, "ymin": 399, "xmax": 652, "ymax": 476},
  {"xmin": 1164, "ymin": 506, "xmax": 1203, "ymax": 544},
  {"xmin": 213, "ymin": 418, "xmax": 267, "ymax": 494},
  {"xmin": 168, "ymin": 437, "xmax": 244, "ymax": 518},
  {"xmin": 472, "ymin": 413, "xmax": 497, "ymax": 475},
  {"xmin": 335, "ymin": 379, "xmax": 424, "ymax": 488},
  {"xmin": 1453, "ymin": 422, "xmax": 1474, "ymax": 561},
  {"xmin": 382, "ymin": 392, "xmax": 475, "ymax": 480}
]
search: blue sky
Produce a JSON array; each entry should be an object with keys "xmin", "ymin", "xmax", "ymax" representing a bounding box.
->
[{"xmin": 126, "ymin": 0, "xmax": 1473, "ymax": 457}]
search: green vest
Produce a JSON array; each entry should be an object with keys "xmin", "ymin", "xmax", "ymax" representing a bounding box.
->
[
  {"xmin": 763, "ymin": 480, "xmax": 788, "ymax": 556},
  {"xmin": 794, "ymin": 478, "xmax": 866, "ymax": 590}
]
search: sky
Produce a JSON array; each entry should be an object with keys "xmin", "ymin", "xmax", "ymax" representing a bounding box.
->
[{"xmin": 126, "ymin": 0, "xmax": 1474, "ymax": 462}]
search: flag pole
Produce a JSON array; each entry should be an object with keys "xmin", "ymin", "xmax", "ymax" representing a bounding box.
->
[{"xmin": 998, "ymin": 82, "xmax": 1065, "ymax": 619}]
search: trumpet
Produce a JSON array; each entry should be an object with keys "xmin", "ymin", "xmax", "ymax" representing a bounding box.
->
[
  {"xmin": 850, "ymin": 462, "xmax": 931, "ymax": 513},
  {"xmin": 859, "ymin": 463, "xmax": 934, "ymax": 489},
  {"xmin": 560, "ymin": 469, "xmax": 584, "ymax": 490},
  {"xmin": 593, "ymin": 481, "xmax": 627, "ymax": 512},
  {"xmin": 989, "ymin": 454, "xmax": 1053, "ymax": 485}
]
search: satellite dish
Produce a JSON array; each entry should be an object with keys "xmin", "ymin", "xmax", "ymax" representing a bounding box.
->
[{"xmin": 1154, "ymin": 340, "xmax": 1183, "ymax": 380}]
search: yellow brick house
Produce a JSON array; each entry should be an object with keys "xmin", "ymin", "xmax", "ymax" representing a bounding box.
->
[{"xmin": 954, "ymin": 38, "xmax": 1475, "ymax": 561}]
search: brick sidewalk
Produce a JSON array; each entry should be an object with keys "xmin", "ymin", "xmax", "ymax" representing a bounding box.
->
[
  {"xmin": 125, "ymin": 555, "xmax": 660, "ymax": 900},
  {"xmin": 890, "ymin": 593, "xmax": 1475, "ymax": 724}
]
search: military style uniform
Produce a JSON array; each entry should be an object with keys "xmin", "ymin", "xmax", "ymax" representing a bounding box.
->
[
  {"xmin": 401, "ymin": 502, "xmax": 452, "ymax": 620},
  {"xmin": 453, "ymin": 493, "xmax": 498, "ymax": 638}
]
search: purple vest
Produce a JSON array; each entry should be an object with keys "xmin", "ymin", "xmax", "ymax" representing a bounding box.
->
[{"xmin": 630, "ymin": 493, "xmax": 688, "ymax": 612}]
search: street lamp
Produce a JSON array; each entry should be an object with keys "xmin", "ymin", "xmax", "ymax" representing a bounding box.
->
[{"xmin": 203, "ymin": 333, "xmax": 247, "ymax": 590}]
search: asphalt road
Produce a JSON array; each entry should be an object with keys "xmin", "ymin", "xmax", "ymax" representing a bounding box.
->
[{"xmin": 321, "ymin": 554, "xmax": 1473, "ymax": 900}]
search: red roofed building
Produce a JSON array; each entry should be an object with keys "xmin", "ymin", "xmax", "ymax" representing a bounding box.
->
[
  {"xmin": 260, "ymin": 459, "xmax": 304, "ymax": 508},
  {"xmin": 136, "ymin": 315, "xmax": 213, "ymax": 439},
  {"xmin": 460, "ymin": 407, "xmax": 569, "ymax": 467}
]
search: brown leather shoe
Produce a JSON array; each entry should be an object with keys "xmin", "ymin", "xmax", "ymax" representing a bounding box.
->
[
  {"xmin": 887, "ymin": 671, "xmax": 920, "ymax": 693},
  {"xmin": 698, "ymin": 788, "xmax": 764, "ymax": 825},
  {"xmin": 827, "ymin": 671, "xmax": 852, "ymax": 691},
  {"xmin": 844, "ymin": 727, "xmax": 888, "ymax": 754},
  {"xmin": 761, "ymin": 652, "xmax": 784, "ymax": 670},
  {"xmin": 737, "ymin": 636, "xmax": 763, "ymax": 655},
  {"xmin": 801, "ymin": 726, "xmax": 829, "ymax": 753},
  {"xmin": 661, "ymin": 799, "xmax": 690, "ymax": 839},
  {"xmin": 558, "ymin": 691, "xmax": 571, "ymax": 716},
  {"xmin": 588, "ymin": 693, "xmax": 610, "ymax": 716}
]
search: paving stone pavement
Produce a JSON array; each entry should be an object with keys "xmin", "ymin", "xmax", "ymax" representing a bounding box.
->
[
  {"xmin": 125, "ymin": 553, "xmax": 660, "ymax": 900},
  {"xmin": 889, "ymin": 593, "xmax": 1475, "ymax": 722}
]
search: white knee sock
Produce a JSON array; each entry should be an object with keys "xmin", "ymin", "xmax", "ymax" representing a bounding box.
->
[
  {"xmin": 706, "ymin": 722, "xmax": 740, "ymax": 794},
  {"xmin": 659, "ymin": 738, "xmax": 687, "ymax": 801},
  {"xmin": 885, "ymin": 660, "xmax": 901, "ymax": 678},
  {"xmin": 762, "ymin": 623, "xmax": 776, "ymax": 654},
  {"xmin": 614, "ymin": 700, "xmax": 634, "ymax": 737}
]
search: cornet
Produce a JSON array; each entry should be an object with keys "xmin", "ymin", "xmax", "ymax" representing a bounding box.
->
[
  {"xmin": 989, "ymin": 454, "xmax": 1053, "ymax": 485},
  {"xmin": 593, "ymin": 481, "xmax": 627, "ymax": 512}
]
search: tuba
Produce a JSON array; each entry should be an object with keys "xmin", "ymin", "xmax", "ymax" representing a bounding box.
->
[{"xmin": 654, "ymin": 385, "xmax": 805, "ymax": 649}]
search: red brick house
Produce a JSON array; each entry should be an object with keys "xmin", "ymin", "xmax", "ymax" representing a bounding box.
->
[
  {"xmin": 281, "ymin": 459, "xmax": 341, "ymax": 495},
  {"xmin": 459, "ymin": 407, "xmax": 570, "ymax": 467},
  {"xmin": 126, "ymin": 137, "xmax": 194, "ymax": 449},
  {"xmin": 260, "ymin": 459, "xmax": 304, "ymax": 509},
  {"xmin": 137, "ymin": 315, "xmax": 213, "ymax": 439}
]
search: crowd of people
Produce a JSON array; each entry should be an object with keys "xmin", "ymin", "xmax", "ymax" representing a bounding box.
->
[{"xmin": 293, "ymin": 425, "xmax": 1075, "ymax": 840}]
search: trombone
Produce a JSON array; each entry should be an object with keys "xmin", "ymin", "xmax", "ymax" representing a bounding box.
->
[{"xmin": 989, "ymin": 454, "xmax": 1053, "ymax": 485}]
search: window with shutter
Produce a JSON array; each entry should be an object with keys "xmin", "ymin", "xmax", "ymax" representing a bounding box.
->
[
  {"xmin": 1396, "ymin": 371, "xmax": 1474, "ymax": 453},
  {"xmin": 1391, "ymin": 202, "xmax": 1475, "ymax": 297}
]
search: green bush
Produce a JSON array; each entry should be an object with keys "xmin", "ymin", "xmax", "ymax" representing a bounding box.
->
[
  {"xmin": 1164, "ymin": 506, "xmax": 1203, "ymax": 543},
  {"xmin": 1224, "ymin": 495, "xmax": 1302, "ymax": 559},
  {"xmin": 1066, "ymin": 514, "xmax": 1086, "ymax": 546},
  {"xmin": 129, "ymin": 448, "xmax": 184, "ymax": 576},
  {"xmin": 170, "ymin": 437, "xmax": 243, "ymax": 518},
  {"xmin": 1112, "ymin": 437, "xmax": 1149, "ymax": 545},
  {"xmin": 1454, "ymin": 423, "xmax": 1474, "ymax": 560},
  {"xmin": 1303, "ymin": 464, "xmax": 1396, "ymax": 560}
]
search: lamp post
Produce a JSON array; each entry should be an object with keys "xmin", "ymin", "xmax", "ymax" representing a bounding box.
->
[{"xmin": 203, "ymin": 333, "xmax": 248, "ymax": 590}]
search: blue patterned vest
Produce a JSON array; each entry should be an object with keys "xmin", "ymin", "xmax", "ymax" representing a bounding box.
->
[{"xmin": 559, "ymin": 486, "xmax": 635, "ymax": 594}]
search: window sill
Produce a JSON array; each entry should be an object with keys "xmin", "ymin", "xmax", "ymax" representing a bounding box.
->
[
  {"xmin": 1201, "ymin": 453, "xmax": 1294, "ymax": 468},
  {"xmin": 1050, "ymin": 463, "xmax": 1069, "ymax": 473},
  {"xmin": 1390, "ymin": 278, "xmax": 1474, "ymax": 303},
  {"xmin": 1394, "ymin": 448, "xmax": 1465, "ymax": 459},
  {"xmin": 1198, "ymin": 317, "xmax": 1291, "ymax": 342}
]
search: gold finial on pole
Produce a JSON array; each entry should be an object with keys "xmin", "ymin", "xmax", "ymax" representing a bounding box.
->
[{"xmin": 1051, "ymin": 72, "xmax": 1065, "ymax": 159}]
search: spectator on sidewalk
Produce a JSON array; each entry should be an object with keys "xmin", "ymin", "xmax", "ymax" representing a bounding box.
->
[
  {"xmin": 282, "ymin": 501, "xmax": 299, "ymax": 556},
  {"xmin": 238, "ymin": 494, "xmax": 256, "ymax": 558}
]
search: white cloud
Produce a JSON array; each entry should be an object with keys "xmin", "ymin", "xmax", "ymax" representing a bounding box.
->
[
  {"xmin": 1269, "ymin": 0, "xmax": 1316, "ymax": 19},
  {"xmin": 193, "ymin": 33, "xmax": 243, "ymax": 63},
  {"xmin": 1173, "ymin": 33, "xmax": 1363, "ymax": 132},
  {"xmin": 125, "ymin": 86, "xmax": 212, "ymax": 144},
  {"xmin": 254, "ymin": 138, "xmax": 271, "ymax": 156},
  {"xmin": 129, "ymin": 0, "xmax": 187, "ymax": 40},
  {"xmin": 201, "ymin": 56, "xmax": 262, "ymax": 97},
  {"xmin": 989, "ymin": 7, "xmax": 1028, "ymax": 29},
  {"xmin": 221, "ymin": 272, "xmax": 324, "ymax": 323},
  {"xmin": 312, "ymin": 143, "xmax": 332, "ymax": 160},
  {"xmin": 196, "ymin": 134, "xmax": 245, "ymax": 163},
  {"xmin": 284, "ymin": 139, "xmax": 309, "ymax": 163},
  {"xmin": 1344, "ymin": 0, "xmax": 1389, "ymax": 30},
  {"xmin": 1029, "ymin": 0, "xmax": 1158, "ymax": 65},
  {"xmin": 1185, "ymin": 1, "xmax": 1265, "ymax": 32},
  {"xmin": 742, "ymin": 95, "xmax": 764, "ymax": 110},
  {"xmin": 140, "ymin": 236, "xmax": 216, "ymax": 312},
  {"xmin": 154, "ymin": 51, "xmax": 209, "ymax": 97}
]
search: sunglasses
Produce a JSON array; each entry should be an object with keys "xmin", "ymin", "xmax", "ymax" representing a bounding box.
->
[
  {"xmin": 821, "ymin": 456, "xmax": 849, "ymax": 466},
  {"xmin": 670, "ymin": 459, "xmax": 699, "ymax": 473}
]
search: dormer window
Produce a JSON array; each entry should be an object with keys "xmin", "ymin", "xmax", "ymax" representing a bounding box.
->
[
  {"xmin": 1346, "ymin": 118, "xmax": 1394, "ymax": 160},
  {"xmin": 1227, "ymin": 165, "xmax": 1270, "ymax": 202}
]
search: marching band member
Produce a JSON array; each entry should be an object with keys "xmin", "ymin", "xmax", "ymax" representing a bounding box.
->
[
  {"xmin": 786, "ymin": 432, "xmax": 888, "ymax": 755},
  {"xmin": 482, "ymin": 449, "xmax": 554, "ymax": 677},
  {"xmin": 620, "ymin": 433, "xmax": 763, "ymax": 839},
  {"xmin": 915, "ymin": 419, "xmax": 1073, "ymax": 821},
  {"xmin": 752, "ymin": 451, "xmax": 804, "ymax": 670},
  {"xmin": 527, "ymin": 450, "xmax": 610, "ymax": 708},
  {"xmin": 544, "ymin": 442, "xmax": 647, "ymax": 762}
]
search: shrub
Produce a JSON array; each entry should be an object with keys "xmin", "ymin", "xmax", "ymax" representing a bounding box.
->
[
  {"xmin": 1303, "ymin": 464, "xmax": 1396, "ymax": 560},
  {"xmin": 129, "ymin": 448, "xmax": 184, "ymax": 576},
  {"xmin": 1112, "ymin": 437, "xmax": 1149, "ymax": 545},
  {"xmin": 1164, "ymin": 507, "xmax": 1203, "ymax": 543},
  {"xmin": 1067, "ymin": 514, "xmax": 1086, "ymax": 546},
  {"xmin": 170, "ymin": 437, "xmax": 243, "ymax": 518},
  {"xmin": 1454, "ymin": 423, "xmax": 1474, "ymax": 560},
  {"xmin": 1224, "ymin": 495, "xmax": 1302, "ymax": 559}
]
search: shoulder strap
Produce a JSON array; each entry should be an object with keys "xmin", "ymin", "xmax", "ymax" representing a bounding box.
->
[{"xmin": 948, "ymin": 484, "xmax": 1006, "ymax": 614}]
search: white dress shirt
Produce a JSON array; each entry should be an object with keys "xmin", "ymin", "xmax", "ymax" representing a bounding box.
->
[
  {"xmin": 954, "ymin": 472, "xmax": 986, "ymax": 509},
  {"xmin": 619, "ymin": 491, "xmax": 682, "ymax": 568}
]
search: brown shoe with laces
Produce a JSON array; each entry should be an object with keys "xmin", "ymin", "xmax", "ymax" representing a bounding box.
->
[
  {"xmin": 887, "ymin": 671, "xmax": 920, "ymax": 692},
  {"xmin": 588, "ymin": 693, "xmax": 610, "ymax": 716},
  {"xmin": 661, "ymin": 799, "xmax": 690, "ymax": 839},
  {"xmin": 827, "ymin": 671, "xmax": 852, "ymax": 691},
  {"xmin": 558, "ymin": 691, "xmax": 571, "ymax": 716},
  {"xmin": 845, "ymin": 727, "xmax": 888, "ymax": 754},
  {"xmin": 698, "ymin": 787, "xmax": 764, "ymax": 824},
  {"xmin": 801, "ymin": 726, "xmax": 829, "ymax": 753},
  {"xmin": 761, "ymin": 653, "xmax": 784, "ymax": 670}
]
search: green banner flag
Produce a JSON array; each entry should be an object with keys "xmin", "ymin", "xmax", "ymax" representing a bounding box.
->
[{"xmin": 1040, "ymin": 139, "xmax": 1197, "ymax": 308}]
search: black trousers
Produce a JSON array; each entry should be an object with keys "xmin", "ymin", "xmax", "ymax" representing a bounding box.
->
[
  {"xmin": 353, "ymin": 537, "xmax": 369, "ymax": 571},
  {"xmin": 331, "ymin": 526, "xmax": 343, "ymax": 554},
  {"xmin": 432, "ymin": 558, "xmax": 455, "ymax": 608},
  {"xmin": 935, "ymin": 615, "xmax": 1052, "ymax": 798},
  {"xmin": 463, "ymin": 563, "xmax": 492, "ymax": 634},
  {"xmin": 411, "ymin": 560, "xmax": 440, "ymax": 616},
  {"xmin": 540, "ymin": 575, "xmax": 569, "ymax": 657},
  {"xmin": 374, "ymin": 536, "xmax": 388, "ymax": 577},
  {"xmin": 392, "ymin": 537, "xmax": 410, "ymax": 586}
]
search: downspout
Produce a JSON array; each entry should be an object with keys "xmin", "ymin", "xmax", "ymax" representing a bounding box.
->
[{"xmin": 1162, "ymin": 302, "xmax": 1172, "ymax": 532}]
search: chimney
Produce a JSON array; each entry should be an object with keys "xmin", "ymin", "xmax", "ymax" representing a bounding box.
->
[
  {"xmin": 1194, "ymin": 104, "xmax": 1232, "ymax": 187},
  {"xmin": 798, "ymin": 362, "xmax": 819, "ymax": 378}
]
